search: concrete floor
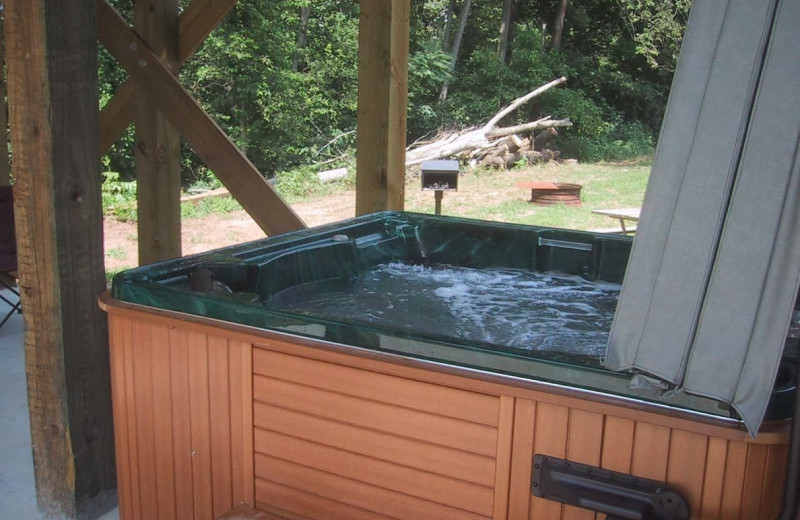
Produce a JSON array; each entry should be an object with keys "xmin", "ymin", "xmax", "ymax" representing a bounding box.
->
[{"xmin": 0, "ymin": 290, "xmax": 119, "ymax": 520}]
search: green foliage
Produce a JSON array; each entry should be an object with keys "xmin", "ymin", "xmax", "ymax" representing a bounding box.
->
[
  {"xmin": 101, "ymin": 171, "xmax": 137, "ymax": 222},
  {"xmin": 182, "ymin": 0, "xmax": 359, "ymax": 176},
  {"xmin": 557, "ymin": 119, "xmax": 654, "ymax": 163},
  {"xmin": 106, "ymin": 247, "xmax": 127, "ymax": 260},
  {"xmin": 98, "ymin": 0, "xmax": 684, "ymax": 196},
  {"xmin": 275, "ymin": 161, "xmax": 356, "ymax": 203},
  {"xmin": 615, "ymin": 0, "xmax": 692, "ymax": 72},
  {"xmin": 407, "ymin": 42, "xmax": 453, "ymax": 136},
  {"xmin": 181, "ymin": 197, "xmax": 242, "ymax": 219}
]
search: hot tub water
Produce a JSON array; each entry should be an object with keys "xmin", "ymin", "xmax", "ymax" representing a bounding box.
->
[{"xmin": 266, "ymin": 262, "xmax": 620, "ymax": 357}]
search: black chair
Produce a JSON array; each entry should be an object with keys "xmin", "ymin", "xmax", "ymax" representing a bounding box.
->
[{"xmin": 0, "ymin": 185, "xmax": 20, "ymax": 331}]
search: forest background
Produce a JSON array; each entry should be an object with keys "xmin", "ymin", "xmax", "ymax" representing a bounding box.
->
[{"xmin": 100, "ymin": 0, "xmax": 691, "ymax": 195}]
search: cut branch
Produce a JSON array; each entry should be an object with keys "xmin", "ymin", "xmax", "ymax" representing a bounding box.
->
[
  {"xmin": 486, "ymin": 118, "xmax": 571, "ymax": 139},
  {"xmin": 483, "ymin": 76, "xmax": 566, "ymax": 131}
]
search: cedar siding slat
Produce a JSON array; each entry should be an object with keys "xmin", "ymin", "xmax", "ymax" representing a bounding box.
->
[
  {"xmin": 666, "ymin": 430, "xmax": 708, "ymax": 517},
  {"xmin": 253, "ymin": 348, "xmax": 500, "ymax": 426},
  {"xmin": 699, "ymin": 437, "xmax": 728, "ymax": 519},
  {"xmin": 151, "ymin": 324, "xmax": 177, "ymax": 519},
  {"xmin": 720, "ymin": 441, "xmax": 748, "ymax": 518},
  {"xmin": 529, "ymin": 403, "xmax": 570, "ymax": 520},
  {"xmin": 255, "ymin": 480, "xmax": 396, "ymax": 520},
  {"xmin": 255, "ymin": 455, "xmax": 490, "ymax": 520},
  {"xmin": 253, "ymin": 403, "xmax": 496, "ymax": 486},
  {"xmin": 599, "ymin": 416, "xmax": 634, "ymax": 473},
  {"xmin": 739, "ymin": 444, "xmax": 768, "ymax": 519},
  {"xmin": 253, "ymin": 375, "xmax": 498, "ymax": 456},
  {"xmin": 208, "ymin": 335, "xmax": 234, "ymax": 517},
  {"xmin": 169, "ymin": 328, "xmax": 196, "ymax": 519},
  {"xmin": 563, "ymin": 409, "xmax": 604, "ymax": 520},
  {"xmin": 492, "ymin": 396, "xmax": 515, "ymax": 520},
  {"xmin": 254, "ymin": 430, "xmax": 493, "ymax": 515},
  {"xmin": 131, "ymin": 322, "xmax": 159, "ymax": 520}
]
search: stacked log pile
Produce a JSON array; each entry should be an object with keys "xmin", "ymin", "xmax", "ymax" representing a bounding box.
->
[
  {"xmin": 472, "ymin": 128, "xmax": 562, "ymax": 170},
  {"xmin": 406, "ymin": 77, "xmax": 573, "ymax": 170}
]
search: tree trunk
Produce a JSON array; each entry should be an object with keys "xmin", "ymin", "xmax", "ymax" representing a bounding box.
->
[
  {"xmin": 442, "ymin": 0, "xmax": 456, "ymax": 50},
  {"xmin": 551, "ymin": 0, "xmax": 569, "ymax": 51},
  {"xmin": 439, "ymin": 0, "xmax": 472, "ymax": 103},
  {"xmin": 292, "ymin": 6, "xmax": 310, "ymax": 72},
  {"xmin": 498, "ymin": 0, "xmax": 515, "ymax": 63}
]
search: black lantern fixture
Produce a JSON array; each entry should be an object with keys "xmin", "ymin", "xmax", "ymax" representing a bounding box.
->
[{"xmin": 420, "ymin": 160, "xmax": 459, "ymax": 215}]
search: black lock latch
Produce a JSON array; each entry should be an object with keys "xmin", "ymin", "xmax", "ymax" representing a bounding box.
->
[{"xmin": 531, "ymin": 454, "xmax": 690, "ymax": 520}]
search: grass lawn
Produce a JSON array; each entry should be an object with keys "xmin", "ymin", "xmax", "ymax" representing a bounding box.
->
[
  {"xmin": 403, "ymin": 160, "xmax": 651, "ymax": 230},
  {"xmin": 103, "ymin": 160, "xmax": 652, "ymax": 276}
]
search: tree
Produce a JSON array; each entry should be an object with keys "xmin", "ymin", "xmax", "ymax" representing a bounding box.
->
[
  {"xmin": 550, "ymin": 0, "xmax": 569, "ymax": 51},
  {"xmin": 442, "ymin": 0, "xmax": 456, "ymax": 50},
  {"xmin": 96, "ymin": 0, "xmax": 690, "ymax": 180},
  {"xmin": 439, "ymin": 0, "xmax": 472, "ymax": 103},
  {"xmin": 615, "ymin": 0, "xmax": 691, "ymax": 71},
  {"xmin": 498, "ymin": 0, "xmax": 516, "ymax": 63},
  {"xmin": 293, "ymin": 5, "xmax": 311, "ymax": 72}
]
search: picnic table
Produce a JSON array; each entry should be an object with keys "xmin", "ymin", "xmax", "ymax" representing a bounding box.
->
[{"xmin": 591, "ymin": 207, "xmax": 641, "ymax": 234}]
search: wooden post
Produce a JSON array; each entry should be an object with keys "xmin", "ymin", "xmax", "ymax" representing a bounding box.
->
[
  {"xmin": 5, "ymin": 0, "xmax": 116, "ymax": 517},
  {"xmin": 0, "ymin": 11, "xmax": 9, "ymax": 187},
  {"xmin": 98, "ymin": 0, "xmax": 306, "ymax": 237},
  {"xmin": 135, "ymin": 0, "xmax": 182, "ymax": 264},
  {"xmin": 356, "ymin": 0, "xmax": 410, "ymax": 215},
  {"xmin": 99, "ymin": 0, "xmax": 240, "ymax": 157}
]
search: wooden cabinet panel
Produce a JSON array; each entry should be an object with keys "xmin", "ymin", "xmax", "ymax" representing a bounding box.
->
[
  {"xmin": 252, "ymin": 348, "xmax": 510, "ymax": 520},
  {"xmin": 105, "ymin": 306, "xmax": 790, "ymax": 520},
  {"xmin": 107, "ymin": 315, "xmax": 254, "ymax": 520}
]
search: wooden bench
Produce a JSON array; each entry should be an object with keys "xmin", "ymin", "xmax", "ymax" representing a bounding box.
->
[
  {"xmin": 589, "ymin": 225, "xmax": 638, "ymax": 235},
  {"xmin": 591, "ymin": 207, "xmax": 640, "ymax": 234}
]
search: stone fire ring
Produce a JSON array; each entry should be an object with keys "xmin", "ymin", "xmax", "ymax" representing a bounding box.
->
[{"xmin": 516, "ymin": 181, "xmax": 583, "ymax": 206}]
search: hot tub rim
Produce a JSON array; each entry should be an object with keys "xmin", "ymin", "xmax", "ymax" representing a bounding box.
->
[{"xmin": 99, "ymin": 291, "xmax": 792, "ymax": 443}]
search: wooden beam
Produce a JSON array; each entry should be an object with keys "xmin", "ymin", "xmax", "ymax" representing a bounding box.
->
[
  {"xmin": 0, "ymin": 16, "xmax": 9, "ymax": 187},
  {"xmin": 356, "ymin": 0, "xmax": 410, "ymax": 215},
  {"xmin": 99, "ymin": 0, "xmax": 239, "ymax": 156},
  {"xmin": 98, "ymin": 78, "xmax": 136, "ymax": 159},
  {"xmin": 388, "ymin": 0, "xmax": 411, "ymax": 209},
  {"xmin": 97, "ymin": 0, "xmax": 306, "ymax": 236},
  {"xmin": 179, "ymin": 0, "xmax": 240, "ymax": 62},
  {"xmin": 134, "ymin": 0, "xmax": 182, "ymax": 264},
  {"xmin": 5, "ymin": 0, "xmax": 116, "ymax": 517}
]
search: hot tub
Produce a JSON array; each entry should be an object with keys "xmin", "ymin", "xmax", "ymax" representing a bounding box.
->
[{"xmin": 102, "ymin": 212, "xmax": 792, "ymax": 520}]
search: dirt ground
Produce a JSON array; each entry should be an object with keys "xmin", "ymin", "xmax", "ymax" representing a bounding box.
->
[
  {"xmin": 103, "ymin": 167, "xmax": 530, "ymax": 271},
  {"xmin": 104, "ymin": 190, "xmax": 358, "ymax": 271},
  {"xmin": 103, "ymin": 162, "xmax": 644, "ymax": 271}
]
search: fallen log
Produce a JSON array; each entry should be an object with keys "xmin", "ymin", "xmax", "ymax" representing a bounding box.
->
[
  {"xmin": 484, "ymin": 118, "xmax": 572, "ymax": 139},
  {"xmin": 317, "ymin": 167, "xmax": 348, "ymax": 183},
  {"xmin": 507, "ymin": 135, "xmax": 525, "ymax": 152},
  {"xmin": 406, "ymin": 78, "xmax": 572, "ymax": 166},
  {"xmin": 533, "ymin": 127, "xmax": 559, "ymax": 150}
]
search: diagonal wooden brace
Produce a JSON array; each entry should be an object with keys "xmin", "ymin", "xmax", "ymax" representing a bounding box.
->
[
  {"xmin": 97, "ymin": 0, "xmax": 306, "ymax": 236},
  {"xmin": 99, "ymin": 0, "xmax": 239, "ymax": 155}
]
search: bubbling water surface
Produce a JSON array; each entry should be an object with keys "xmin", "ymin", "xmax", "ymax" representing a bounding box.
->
[{"xmin": 266, "ymin": 262, "xmax": 620, "ymax": 357}]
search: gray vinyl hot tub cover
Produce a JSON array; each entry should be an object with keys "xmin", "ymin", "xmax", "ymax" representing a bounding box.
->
[{"xmin": 604, "ymin": 0, "xmax": 800, "ymax": 436}]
